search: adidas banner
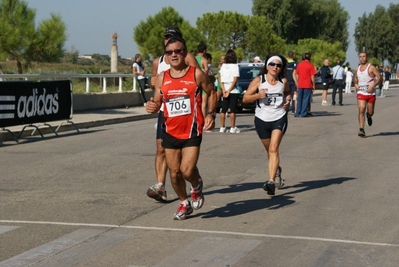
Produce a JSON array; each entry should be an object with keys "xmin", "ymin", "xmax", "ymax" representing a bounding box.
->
[{"xmin": 0, "ymin": 80, "xmax": 73, "ymax": 128}]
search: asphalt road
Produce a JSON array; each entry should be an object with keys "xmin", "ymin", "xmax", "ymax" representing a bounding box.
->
[{"xmin": 1, "ymin": 88, "xmax": 399, "ymax": 267}]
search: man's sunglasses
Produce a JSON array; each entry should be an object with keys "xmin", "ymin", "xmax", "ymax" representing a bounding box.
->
[
  {"xmin": 165, "ymin": 49, "xmax": 185, "ymax": 56},
  {"xmin": 268, "ymin": 62, "xmax": 282, "ymax": 68}
]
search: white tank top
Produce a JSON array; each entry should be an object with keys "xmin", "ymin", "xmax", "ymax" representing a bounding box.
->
[
  {"xmin": 156, "ymin": 55, "xmax": 171, "ymax": 111},
  {"xmin": 357, "ymin": 63, "xmax": 375, "ymax": 96},
  {"xmin": 255, "ymin": 74, "xmax": 286, "ymax": 122},
  {"xmin": 157, "ymin": 55, "xmax": 170, "ymax": 74}
]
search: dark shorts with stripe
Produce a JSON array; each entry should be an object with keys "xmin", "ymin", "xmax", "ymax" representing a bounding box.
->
[
  {"xmin": 254, "ymin": 113, "xmax": 288, "ymax": 139},
  {"xmin": 161, "ymin": 131, "xmax": 202, "ymax": 149}
]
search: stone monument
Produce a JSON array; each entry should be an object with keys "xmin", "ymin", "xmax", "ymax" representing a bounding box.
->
[{"xmin": 111, "ymin": 33, "xmax": 119, "ymax": 73}]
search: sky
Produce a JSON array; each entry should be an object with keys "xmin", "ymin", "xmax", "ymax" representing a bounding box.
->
[{"xmin": 26, "ymin": 0, "xmax": 396, "ymax": 67}]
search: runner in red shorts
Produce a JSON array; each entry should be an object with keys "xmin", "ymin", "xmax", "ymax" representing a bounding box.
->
[{"xmin": 353, "ymin": 52, "xmax": 382, "ymax": 137}]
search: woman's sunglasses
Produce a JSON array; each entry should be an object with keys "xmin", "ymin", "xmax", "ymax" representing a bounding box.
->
[
  {"xmin": 165, "ymin": 49, "xmax": 185, "ymax": 56},
  {"xmin": 268, "ymin": 62, "xmax": 282, "ymax": 68}
]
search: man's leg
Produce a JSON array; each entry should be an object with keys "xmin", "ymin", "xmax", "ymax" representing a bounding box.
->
[
  {"xmin": 295, "ymin": 89, "xmax": 303, "ymax": 117},
  {"xmin": 331, "ymin": 82, "xmax": 337, "ymax": 105},
  {"xmin": 181, "ymin": 146, "xmax": 204, "ymax": 209},
  {"xmin": 165, "ymin": 148, "xmax": 187, "ymax": 201},
  {"xmin": 147, "ymin": 112, "xmax": 168, "ymax": 202},
  {"xmin": 301, "ymin": 89, "xmax": 312, "ymax": 116},
  {"xmin": 322, "ymin": 87, "xmax": 328, "ymax": 104},
  {"xmin": 366, "ymin": 100, "xmax": 375, "ymax": 126},
  {"xmin": 338, "ymin": 81, "xmax": 343, "ymax": 105},
  {"xmin": 357, "ymin": 99, "xmax": 367, "ymax": 136}
]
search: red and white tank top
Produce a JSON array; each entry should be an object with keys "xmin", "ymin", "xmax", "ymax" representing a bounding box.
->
[
  {"xmin": 161, "ymin": 66, "xmax": 203, "ymax": 139},
  {"xmin": 357, "ymin": 64, "xmax": 375, "ymax": 96}
]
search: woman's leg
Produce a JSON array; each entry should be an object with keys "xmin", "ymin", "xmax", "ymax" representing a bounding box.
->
[{"xmin": 138, "ymin": 79, "xmax": 147, "ymax": 103}]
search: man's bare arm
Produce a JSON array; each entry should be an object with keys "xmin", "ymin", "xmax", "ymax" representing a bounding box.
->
[{"xmin": 150, "ymin": 57, "xmax": 160, "ymax": 89}]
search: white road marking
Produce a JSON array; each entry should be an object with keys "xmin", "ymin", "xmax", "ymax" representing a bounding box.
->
[
  {"xmin": 0, "ymin": 229, "xmax": 102, "ymax": 267},
  {"xmin": 1, "ymin": 219, "xmax": 398, "ymax": 248}
]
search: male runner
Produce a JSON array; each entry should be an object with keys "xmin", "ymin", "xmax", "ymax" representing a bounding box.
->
[
  {"xmin": 147, "ymin": 26, "xmax": 203, "ymax": 202},
  {"xmin": 353, "ymin": 52, "xmax": 382, "ymax": 137},
  {"xmin": 146, "ymin": 36, "xmax": 216, "ymax": 220}
]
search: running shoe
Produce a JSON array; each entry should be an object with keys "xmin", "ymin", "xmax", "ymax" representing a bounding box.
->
[
  {"xmin": 219, "ymin": 127, "xmax": 226, "ymax": 133},
  {"xmin": 366, "ymin": 115, "xmax": 373, "ymax": 126},
  {"xmin": 358, "ymin": 128, "xmax": 366, "ymax": 137},
  {"xmin": 275, "ymin": 166, "xmax": 285, "ymax": 189},
  {"xmin": 190, "ymin": 178, "xmax": 204, "ymax": 210},
  {"xmin": 263, "ymin": 180, "xmax": 276, "ymax": 195},
  {"xmin": 229, "ymin": 127, "xmax": 241, "ymax": 133},
  {"xmin": 146, "ymin": 183, "xmax": 167, "ymax": 202},
  {"xmin": 173, "ymin": 202, "xmax": 193, "ymax": 220}
]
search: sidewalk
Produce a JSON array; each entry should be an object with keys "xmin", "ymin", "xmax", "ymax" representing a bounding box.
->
[{"xmin": 0, "ymin": 106, "xmax": 155, "ymax": 143}]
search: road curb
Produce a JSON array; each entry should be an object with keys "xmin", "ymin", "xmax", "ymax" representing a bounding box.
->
[{"xmin": 0, "ymin": 113, "xmax": 157, "ymax": 144}]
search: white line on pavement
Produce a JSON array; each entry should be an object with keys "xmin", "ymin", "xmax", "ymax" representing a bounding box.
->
[{"xmin": 1, "ymin": 219, "xmax": 398, "ymax": 248}]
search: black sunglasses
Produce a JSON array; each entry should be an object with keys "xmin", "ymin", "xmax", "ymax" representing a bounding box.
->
[
  {"xmin": 165, "ymin": 49, "xmax": 185, "ymax": 56},
  {"xmin": 268, "ymin": 62, "xmax": 282, "ymax": 68}
]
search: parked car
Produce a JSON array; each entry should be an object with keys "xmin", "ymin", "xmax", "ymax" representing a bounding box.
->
[{"xmin": 217, "ymin": 65, "xmax": 262, "ymax": 112}]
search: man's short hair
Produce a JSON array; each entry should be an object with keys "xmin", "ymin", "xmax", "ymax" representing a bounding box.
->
[
  {"xmin": 288, "ymin": 51, "xmax": 294, "ymax": 58},
  {"xmin": 197, "ymin": 43, "xmax": 207, "ymax": 53},
  {"xmin": 164, "ymin": 26, "xmax": 183, "ymax": 38},
  {"xmin": 164, "ymin": 36, "xmax": 187, "ymax": 51},
  {"xmin": 204, "ymin": 53, "xmax": 212, "ymax": 60}
]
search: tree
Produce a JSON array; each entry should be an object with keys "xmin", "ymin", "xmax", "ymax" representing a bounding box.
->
[
  {"xmin": 196, "ymin": 12, "xmax": 285, "ymax": 61},
  {"xmin": 245, "ymin": 15, "xmax": 286, "ymax": 58},
  {"xmin": 252, "ymin": 0, "xmax": 350, "ymax": 51},
  {"xmin": 387, "ymin": 3, "xmax": 399, "ymax": 65},
  {"xmin": 0, "ymin": 0, "xmax": 67, "ymax": 73},
  {"xmin": 133, "ymin": 7, "xmax": 204, "ymax": 59},
  {"xmin": 354, "ymin": 5, "xmax": 396, "ymax": 64},
  {"xmin": 292, "ymin": 39, "xmax": 346, "ymax": 67}
]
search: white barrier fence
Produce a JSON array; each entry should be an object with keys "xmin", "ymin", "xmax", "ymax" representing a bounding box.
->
[{"xmin": 0, "ymin": 73, "xmax": 149, "ymax": 93}]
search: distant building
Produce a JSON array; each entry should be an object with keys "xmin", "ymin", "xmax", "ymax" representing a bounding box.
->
[{"xmin": 78, "ymin": 55, "xmax": 92, "ymax": 59}]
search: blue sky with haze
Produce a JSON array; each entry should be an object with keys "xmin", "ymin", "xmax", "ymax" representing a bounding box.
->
[{"xmin": 26, "ymin": 0, "xmax": 395, "ymax": 67}]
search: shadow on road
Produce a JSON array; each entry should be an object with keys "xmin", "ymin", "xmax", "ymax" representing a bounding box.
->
[
  {"xmin": 368, "ymin": 131, "xmax": 399, "ymax": 137},
  {"xmin": 194, "ymin": 177, "xmax": 356, "ymax": 219},
  {"xmin": 205, "ymin": 182, "xmax": 264, "ymax": 196}
]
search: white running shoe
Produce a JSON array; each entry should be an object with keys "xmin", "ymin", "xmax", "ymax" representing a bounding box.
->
[
  {"xmin": 219, "ymin": 127, "xmax": 226, "ymax": 133},
  {"xmin": 190, "ymin": 178, "xmax": 204, "ymax": 210},
  {"xmin": 229, "ymin": 127, "xmax": 241, "ymax": 133}
]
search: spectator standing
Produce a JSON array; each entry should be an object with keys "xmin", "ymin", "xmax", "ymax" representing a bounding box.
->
[
  {"xmin": 331, "ymin": 59, "xmax": 345, "ymax": 106},
  {"xmin": 215, "ymin": 55, "xmax": 225, "ymax": 102},
  {"xmin": 293, "ymin": 53, "xmax": 316, "ymax": 117},
  {"xmin": 132, "ymin": 54, "xmax": 148, "ymax": 106},
  {"xmin": 195, "ymin": 43, "xmax": 211, "ymax": 119},
  {"xmin": 285, "ymin": 51, "xmax": 297, "ymax": 113},
  {"xmin": 320, "ymin": 59, "xmax": 332, "ymax": 105},
  {"xmin": 376, "ymin": 65, "xmax": 384, "ymax": 97},
  {"xmin": 345, "ymin": 67, "xmax": 353, "ymax": 94},
  {"xmin": 382, "ymin": 67, "xmax": 391, "ymax": 92},
  {"xmin": 219, "ymin": 49, "xmax": 240, "ymax": 133},
  {"xmin": 250, "ymin": 56, "xmax": 262, "ymax": 66}
]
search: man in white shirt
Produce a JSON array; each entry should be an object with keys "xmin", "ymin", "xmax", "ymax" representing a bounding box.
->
[{"xmin": 331, "ymin": 59, "xmax": 346, "ymax": 106}]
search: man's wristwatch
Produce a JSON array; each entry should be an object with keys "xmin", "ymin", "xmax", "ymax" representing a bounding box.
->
[{"xmin": 207, "ymin": 111, "xmax": 216, "ymax": 118}]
